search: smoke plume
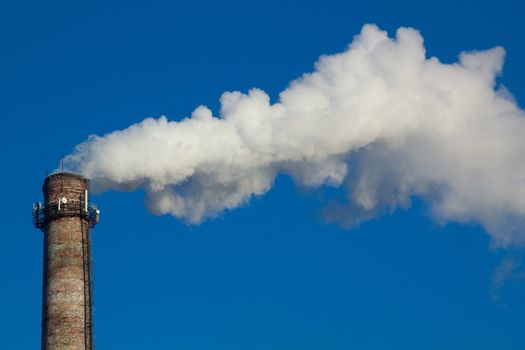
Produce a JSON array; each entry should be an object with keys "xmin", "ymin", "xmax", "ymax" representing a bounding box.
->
[{"xmin": 65, "ymin": 24, "xmax": 525, "ymax": 246}]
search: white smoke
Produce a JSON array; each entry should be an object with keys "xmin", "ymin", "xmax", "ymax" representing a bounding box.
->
[{"xmin": 65, "ymin": 24, "xmax": 525, "ymax": 246}]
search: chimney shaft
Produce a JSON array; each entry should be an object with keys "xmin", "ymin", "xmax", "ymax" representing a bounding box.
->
[{"xmin": 36, "ymin": 173, "xmax": 98, "ymax": 350}]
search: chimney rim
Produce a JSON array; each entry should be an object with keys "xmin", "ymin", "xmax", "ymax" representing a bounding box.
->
[{"xmin": 44, "ymin": 171, "xmax": 88, "ymax": 182}]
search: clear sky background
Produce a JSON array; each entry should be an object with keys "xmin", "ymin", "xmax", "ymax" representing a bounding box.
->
[{"xmin": 1, "ymin": 0, "xmax": 525, "ymax": 349}]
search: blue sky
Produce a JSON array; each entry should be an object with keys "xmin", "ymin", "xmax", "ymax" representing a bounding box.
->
[{"xmin": 1, "ymin": 0, "xmax": 525, "ymax": 349}]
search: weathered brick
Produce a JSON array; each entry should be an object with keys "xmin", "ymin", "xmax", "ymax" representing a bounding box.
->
[{"xmin": 41, "ymin": 173, "xmax": 94, "ymax": 350}]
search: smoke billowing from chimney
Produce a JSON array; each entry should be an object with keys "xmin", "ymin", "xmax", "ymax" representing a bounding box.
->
[{"xmin": 65, "ymin": 24, "xmax": 525, "ymax": 246}]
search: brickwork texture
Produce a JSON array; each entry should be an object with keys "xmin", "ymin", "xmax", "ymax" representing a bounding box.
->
[{"xmin": 42, "ymin": 173, "xmax": 93, "ymax": 350}]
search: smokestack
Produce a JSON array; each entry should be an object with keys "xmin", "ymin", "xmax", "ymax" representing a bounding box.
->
[{"xmin": 33, "ymin": 172, "xmax": 100, "ymax": 350}]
